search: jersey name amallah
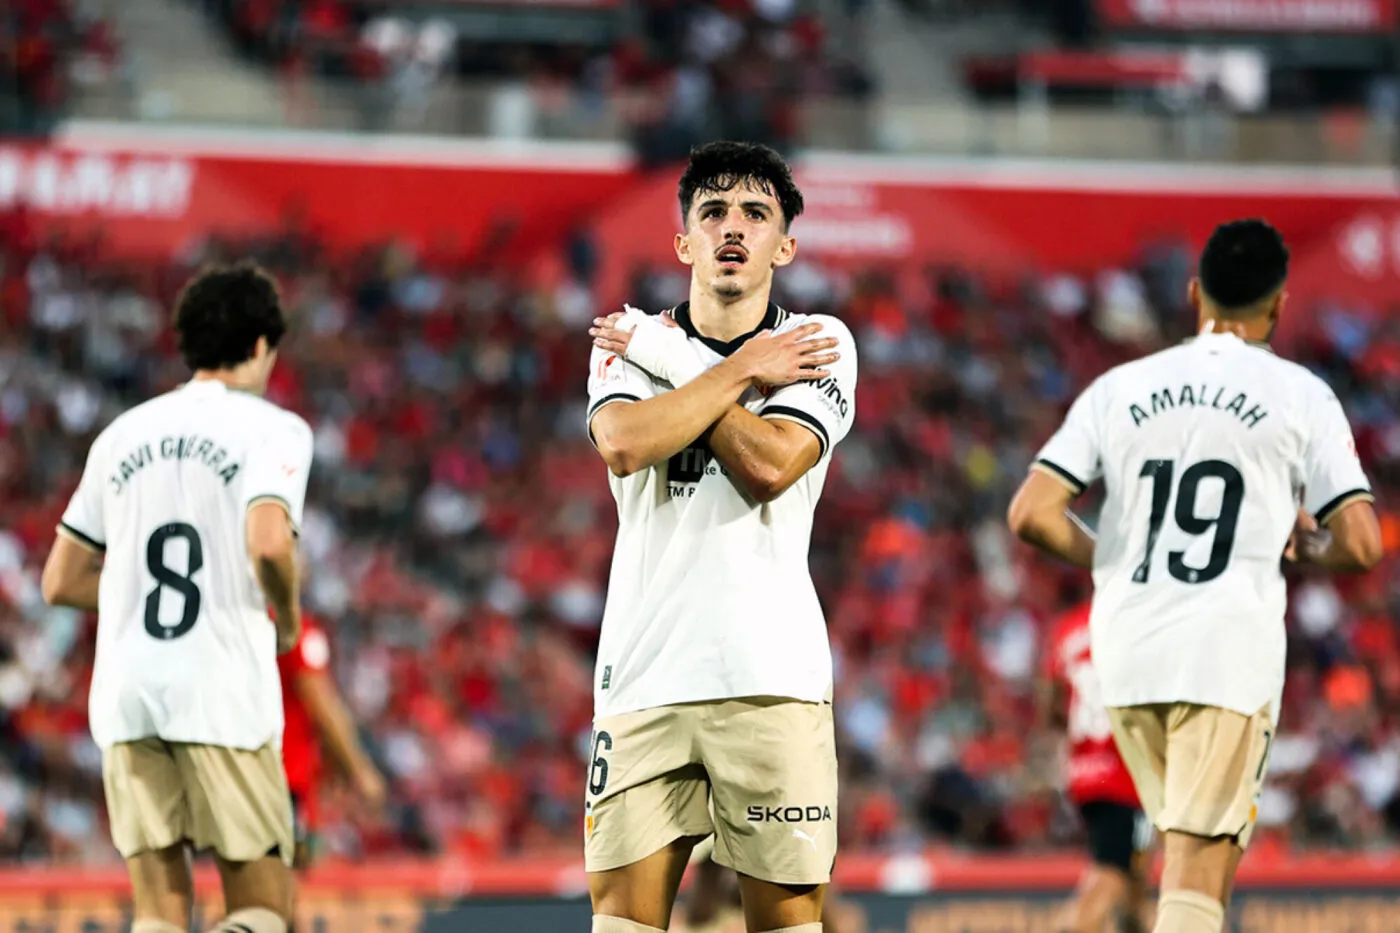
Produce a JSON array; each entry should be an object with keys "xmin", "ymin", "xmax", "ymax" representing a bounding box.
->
[
  {"xmin": 108, "ymin": 434, "xmax": 242, "ymax": 494},
  {"xmin": 1128, "ymin": 384, "xmax": 1268, "ymax": 430}
]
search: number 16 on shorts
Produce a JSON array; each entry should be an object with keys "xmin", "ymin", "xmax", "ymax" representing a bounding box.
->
[{"xmin": 585, "ymin": 729, "xmax": 611, "ymax": 840}]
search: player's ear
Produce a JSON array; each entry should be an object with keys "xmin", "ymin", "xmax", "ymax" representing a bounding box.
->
[
  {"xmin": 1272, "ymin": 288, "xmax": 1288, "ymax": 322},
  {"xmin": 1187, "ymin": 277, "xmax": 1202, "ymax": 313},
  {"xmin": 674, "ymin": 231, "xmax": 694, "ymax": 267},
  {"xmin": 772, "ymin": 234, "xmax": 797, "ymax": 269}
]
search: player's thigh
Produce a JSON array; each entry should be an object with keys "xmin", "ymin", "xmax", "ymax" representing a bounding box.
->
[
  {"xmin": 590, "ymin": 835, "xmax": 706, "ymax": 930},
  {"xmin": 103, "ymin": 738, "xmax": 191, "ymax": 862},
  {"xmin": 1106, "ymin": 705, "xmax": 1169, "ymax": 827},
  {"xmin": 173, "ymin": 742, "xmax": 295, "ymax": 915},
  {"xmin": 703, "ymin": 698, "xmax": 836, "ymax": 909},
  {"xmin": 585, "ymin": 705, "xmax": 712, "ymax": 877},
  {"xmin": 1160, "ymin": 702, "xmax": 1273, "ymax": 849},
  {"xmin": 126, "ymin": 843, "xmax": 194, "ymax": 928}
]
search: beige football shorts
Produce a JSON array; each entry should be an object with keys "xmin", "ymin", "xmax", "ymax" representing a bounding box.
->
[
  {"xmin": 1108, "ymin": 702, "xmax": 1274, "ymax": 849},
  {"xmin": 584, "ymin": 696, "xmax": 838, "ymax": 886},
  {"xmin": 103, "ymin": 737, "xmax": 294, "ymax": 866}
]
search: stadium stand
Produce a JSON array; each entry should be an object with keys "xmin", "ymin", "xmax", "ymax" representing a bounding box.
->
[
  {"xmin": 189, "ymin": 0, "xmax": 874, "ymax": 154},
  {"xmin": 0, "ymin": 0, "xmax": 123, "ymax": 136},
  {"xmin": 0, "ymin": 211, "xmax": 1397, "ymax": 864}
]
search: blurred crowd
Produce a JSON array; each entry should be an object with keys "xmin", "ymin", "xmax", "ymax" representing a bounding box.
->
[
  {"xmin": 195, "ymin": 0, "xmax": 874, "ymax": 150},
  {"xmin": 0, "ymin": 0, "xmax": 121, "ymax": 136},
  {"xmin": 0, "ymin": 208, "xmax": 1398, "ymax": 864}
]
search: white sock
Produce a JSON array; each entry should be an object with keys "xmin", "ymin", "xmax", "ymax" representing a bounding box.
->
[
  {"xmin": 132, "ymin": 921, "xmax": 186, "ymax": 933},
  {"xmin": 591, "ymin": 916, "xmax": 666, "ymax": 932},
  {"xmin": 1153, "ymin": 890, "xmax": 1225, "ymax": 933},
  {"xmin": 209, "ymin": 907, "xmax": 287, "ymax": 933}
]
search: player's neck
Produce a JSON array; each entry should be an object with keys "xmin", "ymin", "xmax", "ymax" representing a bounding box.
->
[
  {"xmin": 191, "ymin": 368, "xmax": 263, "ymax": 396},
  {"xmin": 686, "ymin": 288, "xmax": 772, "ymax": 344},
  {"xmin": 1199, "ymin": 316, "xmax": 1271, "ymax": 344}
]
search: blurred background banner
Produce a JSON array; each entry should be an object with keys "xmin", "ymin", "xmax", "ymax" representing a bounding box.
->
[
  {"xmin": 1, "ymin": 127, "xmax": 1396, "ymax": 341},
  {"xmin": 4, "ymin": 854, "xmax": 1400, "ymax": 931},
  {"xmin": 1096, "ymin": 0, "xmax": 1400, "ymax": 33}
]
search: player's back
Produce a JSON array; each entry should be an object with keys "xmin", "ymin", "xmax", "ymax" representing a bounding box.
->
[
  {"xmin": 1057, "ymin": 331, "xmax": 1370, "ymax": 716},
  {"xmin": 73, "ymin": 380, "xmax": 313, "ymax": 751}
]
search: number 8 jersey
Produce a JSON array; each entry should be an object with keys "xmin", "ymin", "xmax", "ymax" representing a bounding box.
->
[
  {"xmin": 58, "ymin": 380, "xmax": 314, "ymax": 751},
  {"xmin": 1035, "ymin": 331, "xmax": 1372, "ymax": 722}
]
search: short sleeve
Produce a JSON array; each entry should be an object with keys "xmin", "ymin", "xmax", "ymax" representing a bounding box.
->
[
  {"xmin": 586, "ymin": 345, "xmax": 657, "ymax": 445},
  {"xmin": 298, "ymin": 624, "xmax": 331, "ymax": 673},
  {"xmin": 759, "ymin": 316, "xmax": 858, "ymax": 459},
  {"xmin": 244, "ymin": 415, "xmax": 315, "ymax": 533},
  {"xmin": 58, "ymin": 433, "xmax": 109, "ymax": 552},
  {"xmin": 1302, "ymin": 389, "xmax": 1373, "ymax": 525},
  {"xmin": 1034, "ymin": 380, "xmax": 1105, "ymax": 494}
]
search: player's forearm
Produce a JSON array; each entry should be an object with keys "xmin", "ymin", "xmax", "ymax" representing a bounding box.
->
[
  {"xmin": 302, "ymin": 675, "xmax": 376, "ymax": 780},
  {"xmin": 1301, "ymin": 532, "xmax": 1382, "ymax": 572},
  {"xmin": 706, "ymin": 406, "xmax": 814, "ymax": 503},
  {"xmin": 1298, "ymin": 502, "xmax": 1383, "ymax": 572},
  {"xmin": 592, "ymin": 359, "xmax": 755, "ymax": 477},
  {"xmin": 254, "ymin": 551, "xmax": 300, "ymax": 644},
  {"xmin": 1012, "ymin": 509, "xmax": 1096, "ymax": 569}
]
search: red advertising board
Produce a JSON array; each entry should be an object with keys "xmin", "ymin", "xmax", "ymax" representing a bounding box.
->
[
  {"xmin": 5, "ymin": 126, "xmax": 1398, "ymax": 342},
  {"xmin": 386, "ymin": 0, "xmax": 620, "ymax": 5},
  {"xmin": 0, "ymin": 852, "xmax": 1398, "ymax": 931},
  {"xmin": 1097, "ymin": 0, "xmax": 1400, "ymax": 33}
]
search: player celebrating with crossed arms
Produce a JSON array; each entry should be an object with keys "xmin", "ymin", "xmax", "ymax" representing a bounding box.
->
[
  {"xmin": 584, "ymin": 141, "xmax": 857, "ymax": 933},
  {"xmin": 42, "ymin": 263, "xmax": 312, "ymax": 933},
  {"xmin": 1010, "ymin": 219, "xmax": 1382, "ymax": 933}
]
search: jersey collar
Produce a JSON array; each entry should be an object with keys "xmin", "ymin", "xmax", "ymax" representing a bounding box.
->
[
  {"xmin": 671, "ymin": 301, "xmax": 785, "ymax": 357},
  {"xmin": 1182, "ymin": 333, "xmax": 1276, "ymax": 355}
]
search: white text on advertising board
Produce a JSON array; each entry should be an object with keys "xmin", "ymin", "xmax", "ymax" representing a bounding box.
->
[{"xmin": 0, "ymin": 150, "xmax": 194, "ymax": 217}]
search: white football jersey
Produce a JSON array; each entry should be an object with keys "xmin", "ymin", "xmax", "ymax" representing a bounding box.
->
[
  {"xmin": 59, "ymin": 379, "xmax": 314, "ymax": 750},
  {"xmin": 586, "ymin": 303, "xmax": 857, "ymax": 718},
  {"xmin": 1037, "ymin": 331, "xmax": 1372, "ymax": 721}
]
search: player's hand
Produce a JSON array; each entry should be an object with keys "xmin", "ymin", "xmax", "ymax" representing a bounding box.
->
[
  {"xmin": 589, "ymin": 312, "xmax": 633, "ymax": 357},
  {"xmin": 1284, "ymin": 508, "xmax": 1323, "ymax": 563},
  {"xmin": 731, "ymin": 322, "xmax": 839, "ymax": 387},
  {"xmin": 593, "ymin": 311, "xmax": 704, "ymax": 386},
  {"xmin": 353, "ymin": 765, "xmax": 388, "ymax": 813}
]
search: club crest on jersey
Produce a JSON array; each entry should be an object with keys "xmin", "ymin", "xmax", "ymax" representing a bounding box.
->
[{"xmin": 595, "ymin": 353, "xmax": 620, "ymax": 383}]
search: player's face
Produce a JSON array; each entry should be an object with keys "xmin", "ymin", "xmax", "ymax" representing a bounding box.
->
[{"xmin": 675, "ymin": 181, "xmax": 796, "ymax": 302}]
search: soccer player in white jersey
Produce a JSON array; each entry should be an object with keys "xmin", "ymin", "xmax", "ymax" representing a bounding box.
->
[
  {"xmin": 40, "ymin": 263, "xmax": 313, "ymax": 933},
  {"xmin": 1008, "ymin": 220, "xmax": 1383, "ymax": 933},
  {"xmin": 581, "ymin": 141, "xmax": 857, "ymax": 933}
]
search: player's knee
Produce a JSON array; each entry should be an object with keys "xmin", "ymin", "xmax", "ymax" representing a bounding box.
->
[
  {"xmin": 1152, "ymin": 889, "xmax": 1225, "ymax": 933},
  {"xmin": 209, "ymin": 907, "xmax": 288, "ymax": 933},
  {"xmin": 591, "ymin": 916, "xmax": 666, "ymax": 933},
  {"xmin": 132, "ymin": 920, "xmax": 186, "ymax": 933}
]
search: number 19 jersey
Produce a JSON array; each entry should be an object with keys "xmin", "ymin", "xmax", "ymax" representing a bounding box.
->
[
  {"xmin": 58, "ymin": 380, "xmax": 314, "ymax": 751},
  {"xmin": 1035, "ymin": 332, "xmax": 1372, "ymax": 722}
]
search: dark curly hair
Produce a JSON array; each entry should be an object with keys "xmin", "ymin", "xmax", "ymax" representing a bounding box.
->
[
  {"xmin": 678, "ymin": 141, "xmax": 805, "ymax": 231},
  {"xmin": 1199, "ymin": 219, "xmax": 1290, "ymax": 314},
  {"xmin": 173, "ymin": 261, "xmax": 287, "ymax": 372}
]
